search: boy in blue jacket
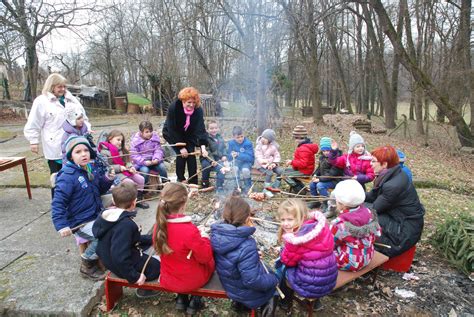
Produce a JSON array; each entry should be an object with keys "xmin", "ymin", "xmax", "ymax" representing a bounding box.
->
[
  {"xmin": 210, "ymin": 196, "xmax": 278, "ymax": 314},
  {"xmin": 227, "ymin": 126, "xmax": 255, "ymax": 192},
  {"xmin": 52, "ymin": 136, "xmax": 114, "ymax": 280},
  {"xmin": 93, "ymin": 182, "xmax": 161, "ymax": 298}
]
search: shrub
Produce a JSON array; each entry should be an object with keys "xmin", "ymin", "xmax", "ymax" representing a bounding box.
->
[{"xmin": 432, "ymin": 213, "xmax": 474, "ymax": 276}]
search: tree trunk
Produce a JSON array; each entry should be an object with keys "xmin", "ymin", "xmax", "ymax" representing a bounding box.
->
[
  {"xmin": 391, "ymin": 0, "xmax": 405, "ymax": 120},
  {"xmin": 361, "ymin": 3, "xmax": 396, "ymax": 128},
  {"xmin": 369, "ymin": 0, "xmax": 474, "ymax": 146},
  {"xmin": 25, "ymin": 42, "xmax": 38, "ymax": 101}
]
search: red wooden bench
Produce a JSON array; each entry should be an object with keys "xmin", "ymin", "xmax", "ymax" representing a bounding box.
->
[
  {"xmin": 105, "ymin": 271, "xmax": 256, "ymax": 316},
  {"xmin": 296, "ymin": 251, "xmax": 389, "ymax": 317}
]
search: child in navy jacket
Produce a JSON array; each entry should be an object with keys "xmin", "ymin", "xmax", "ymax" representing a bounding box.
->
[
  {"xmin": 93, "ymin": 182, "xmax": 160, "ymax": 297},
  {"xmin": 211, "ymin": 196, "xmax": 278, "ymax": 314},
  {"xmin": 52, "ymin": 136, "xmax": 113, "ymax": 280},
  {"xmin": 227, "ymin": 126, "xmax": 255, "ymax": 192}
]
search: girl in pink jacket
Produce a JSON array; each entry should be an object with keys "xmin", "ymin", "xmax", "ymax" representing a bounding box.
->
[
  {"xmin": 255, "ymin": 129, "xmax": 283, "ymax": 196},
  {"xmin": 329, "ymin": 131, "xmax": 374, "ymax": 188},
  {"xmin": 276, "ymin": 199, "xmax": 338, "ymax": 312}
]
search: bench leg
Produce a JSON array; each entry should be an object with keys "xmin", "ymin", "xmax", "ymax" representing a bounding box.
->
[
  {"xmin": 105, "ymin": 279, "xmax": 123, "ymax": 311},
  {"xmin": 21, "ymin": 159, "xmax": 32, "ymax": 199},
  {"xmin": 250, "ymin": 309, "xmax": 256, "ymax": 317},
  {"xmin": 371, "ymin": 268, "xmax": 380, "ymax": 285}
]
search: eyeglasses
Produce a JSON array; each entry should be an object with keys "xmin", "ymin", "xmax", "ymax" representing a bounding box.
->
[{"xmin": 371, "ymin": 160, "xmax": 379, "ymax": 164}]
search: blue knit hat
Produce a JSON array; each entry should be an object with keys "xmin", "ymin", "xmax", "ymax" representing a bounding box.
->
[
  {"xmin": 397, "ymin": 149, "xmax": 406, "ymax": 162},
  {"xmin": 319, "ymin": 137, "xmax": 332, "ymax": 151},
  {"xmin": 65, "ymin": 136, "xmax": 96, "ymax": 161}
]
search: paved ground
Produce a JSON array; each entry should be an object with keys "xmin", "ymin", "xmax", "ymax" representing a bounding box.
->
[{"xmin": 0, "ymin": 117, "xmax": 158, "ymax": 316}]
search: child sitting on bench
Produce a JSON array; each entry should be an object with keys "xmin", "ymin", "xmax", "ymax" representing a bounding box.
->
[
  {"xmin": 330, "ymin": 179, "xmax": 381, "ymax": 271},
  {"xmin": 276, "ymin": 199, "xmax": 338, "ymax": 312},
  {"xmin": 284, "ymin": 125, "xmax": 319, "ymax": 193},
  {"xmin": 153, "ymin": 182, "xmax": 215, "ymax": 315},
  {"xmin": 210, "ymin": 196, "xmax": 279, "ymax": 315},
  {"xmin": 93, "ymin": 182, "xmax": 161, "ymax": 298},
  {"xmin": 227, "ymin": 126, "xmax": 255, "ymax": 193},
  {"xmin": 52, "ymin": 136, "xmax": 114, "ymax": 281}
]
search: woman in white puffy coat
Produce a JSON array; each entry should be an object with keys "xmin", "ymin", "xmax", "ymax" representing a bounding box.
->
[{"xmin": 24, "ymin": 73, "xmax": 91, "ymax": 176}]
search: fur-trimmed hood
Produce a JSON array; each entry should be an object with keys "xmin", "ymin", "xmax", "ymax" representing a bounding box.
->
[
  {"xmin": 344, "ymin": 209, "xmax": 380, "ymax": 238},
  {"xmin": 283, "ymin": 211, "xmax": 327, "ymax": 245}
]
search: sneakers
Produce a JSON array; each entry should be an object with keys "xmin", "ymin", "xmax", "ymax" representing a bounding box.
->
[{"xmin": 135, "ymin": 289, "xmax": 160, "ymax": 299}]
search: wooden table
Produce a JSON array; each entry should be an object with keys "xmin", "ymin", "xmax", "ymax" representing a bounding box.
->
[{"xmin": 0, "ymin": 157, "xmax": 32, "ymax": 199}]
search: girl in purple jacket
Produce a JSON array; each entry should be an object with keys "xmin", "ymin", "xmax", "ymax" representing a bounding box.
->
[
  {"xmin": 130, "ymin": 121, "xmax": 168, "ymax": 184},
  {"xmin": 276, "ymin": 199, "xmax": 338, "ymax": 312}
]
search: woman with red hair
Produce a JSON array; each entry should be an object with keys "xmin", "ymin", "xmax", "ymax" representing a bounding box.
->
[
  {"xmin": 162, "ymin": 87, "xmax": 209, "ymax": 184},
  {"xmin": 365, "ymin": 145, "xmax": 424, "ymax": 257}
]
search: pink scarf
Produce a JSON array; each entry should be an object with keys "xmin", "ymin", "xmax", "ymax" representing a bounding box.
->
[
  {"xmin": 99, "ymin": 141, "xmax": 132, "ymax": 177},
  {"xmin": 183, "ymin": 107, "xmax": 194, "ymax": 131}
]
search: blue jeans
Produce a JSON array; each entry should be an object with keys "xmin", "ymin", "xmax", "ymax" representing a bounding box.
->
[
  {"xmin": 75, "ymin": 221, "xmax": 98, "ymax": 260},
  {"xmin": 309, "ymin": 181, "xmax": 335, "ymax": 197},
  {"xmin": 201, "ymin": 159, "xmax": 225, "ymax": 188},
  {"xmin": 139, "ymin": 163, "xmax": 168, "ymax": 184}
]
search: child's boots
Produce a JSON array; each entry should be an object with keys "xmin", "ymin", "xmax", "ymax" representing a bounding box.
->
[
  {"xmin": 186, "ymin": 296, "xmax": 205, "ymax": 315},
  {"xmin": 175, "ymin": 294, "xmax": 189, "ymax": 311},
  {"xmin": 80, "ymin": 258, "xmax": 106, "ymax": 281},
  {"xmin": 278, "ymin": 281, "xmax": 294, "ymax": 313},
  {"xmin": 136, "ymin": 192, "xmax": 150, "ymax": 209}
]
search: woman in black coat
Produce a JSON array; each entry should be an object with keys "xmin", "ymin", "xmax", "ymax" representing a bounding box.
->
[
  {"xmin": 365, "ymin": 146, "xmax": 424, "ymax": 257},
  {"xmin": 162, "ymin": 87, "xmax": 209, "ymax": 184}
]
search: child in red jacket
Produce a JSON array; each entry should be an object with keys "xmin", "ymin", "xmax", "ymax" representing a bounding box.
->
[
  {"xmin": 153, "ymin": 182, "xmax": 215, "ymax": 315},
  {"xmin": 284, "ymin": 125, "xmax": 319, "ymax": 192}
]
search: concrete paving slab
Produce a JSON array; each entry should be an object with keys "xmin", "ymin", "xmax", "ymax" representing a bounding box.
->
[
  {"xmin": 0, "ymin": 252, "xmax": 103, "ymax": 316},
  {"xmin": 0, "ymin": 188, "xmax": 51, "ymax": 241},
  {"xmin": 0, "ymin": 251, "xmax": 26, "ymax": 270}
]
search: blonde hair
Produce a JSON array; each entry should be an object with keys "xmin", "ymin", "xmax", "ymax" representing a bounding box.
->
[
  {"xmin": 153, "ymin": 182, "xmax": 188, "ymax": 255},
  {"xmin": 277, "ymin": 199, "xmax": 308, "ymax": 243},
  {"xmin": 178, "ymin": 87, "xmax": 201, "ymax": 107},
  {"xmin": 42, "ymin": 73, "xmax": 67, "ymax": 95}
]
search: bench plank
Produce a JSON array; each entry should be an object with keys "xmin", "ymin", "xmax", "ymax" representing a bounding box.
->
[{"xmin": 334, "ymin": 251, "xmax": 389, "ymax": 289}]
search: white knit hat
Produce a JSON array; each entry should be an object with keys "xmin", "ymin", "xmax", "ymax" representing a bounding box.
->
[
  {"xmin": 332, "ymin": 179, "xmax": 365, "ymax": 208},
  {"xmin": 65, "ymin": 106, "xmax": 84, "ymax": 126},
  {"xmin": 348, "ymin": 131, "xmax": 365, "ymax": 153}
]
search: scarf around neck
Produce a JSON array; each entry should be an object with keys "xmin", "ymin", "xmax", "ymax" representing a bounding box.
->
[
  {"xmin": 373, "ymin": 168, "xmax": 389, "ymax": 188},
  {"xmin": 183, "ymin": 107, "xmax": 194, "ymax": 131},
  {"xmin": 99, "ymin": 141, "xmax": 132, "ymax": 177}
]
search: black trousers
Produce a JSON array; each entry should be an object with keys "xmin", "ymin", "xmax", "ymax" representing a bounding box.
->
[
  {"xmin": 175, "ymin": 146, "xmax": 198, "ymax": 184},
  {"xmin": 48, "ymin": 160, "xmax": 62, "ymax": 198}
]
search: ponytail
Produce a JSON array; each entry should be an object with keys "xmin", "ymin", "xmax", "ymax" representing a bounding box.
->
[{"xmin": 153, "ymin": 182, "xmax": 188, "ymax": 255}]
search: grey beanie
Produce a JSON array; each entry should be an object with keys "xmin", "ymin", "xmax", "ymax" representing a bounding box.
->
[
  {"xmin": 348, "ymin": 131, "xmax": 365, "ymax": 153},
  {"xmin": 261, "ymin": 129, "xmax": 276, "ymax": 143},
  {"xmin": 65, "ymin": 136, "xmax": 96, "ymax": 161}
]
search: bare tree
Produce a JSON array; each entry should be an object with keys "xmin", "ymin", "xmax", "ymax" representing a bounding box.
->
[{"xmin": 1, "ymin": 0, "xmax": 99, "ymax": 100}]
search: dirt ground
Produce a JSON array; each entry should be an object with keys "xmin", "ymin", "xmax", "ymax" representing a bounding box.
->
[{"xmin": 1, "ymin": 109, "xmax": 473, "ymax": 316}]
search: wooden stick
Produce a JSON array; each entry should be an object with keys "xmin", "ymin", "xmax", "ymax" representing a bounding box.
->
[
  {"xmin": 71, "ymin": 223, "xmax": 86, "ymax": 233},
  {"xmin": 186, "ymin": 250, "xmax": 193, "ymax": 259},
  {"xmin": 140, "ymin": 250, "xmax": 155, "ymax": 276},
  {"xmin": 260, "ymin": 260, "xmax": 285, "ymax": 299},
  {"xmin": 250, "ymin": 217, "xmax": 280, "ymax": 226},
  {"xmin": 168, "ymin": 142, "xmax": 187, "ymax": 147},
  {"xmin": 183, "ymin": 164, "xmax": 214, "ymax": 185},
  {"xmin": 374, "ymin": 242, "xmax": 392, "ymax": 249}
]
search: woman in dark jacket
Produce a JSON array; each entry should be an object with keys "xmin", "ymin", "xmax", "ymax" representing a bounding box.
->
[
  {"xmin": 162, "ymin": 87, "xmax": 209, "ymax": 184},
  {"xmin": 365, "ymin": 146, "xmax": 424, "ymax": 257}
]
